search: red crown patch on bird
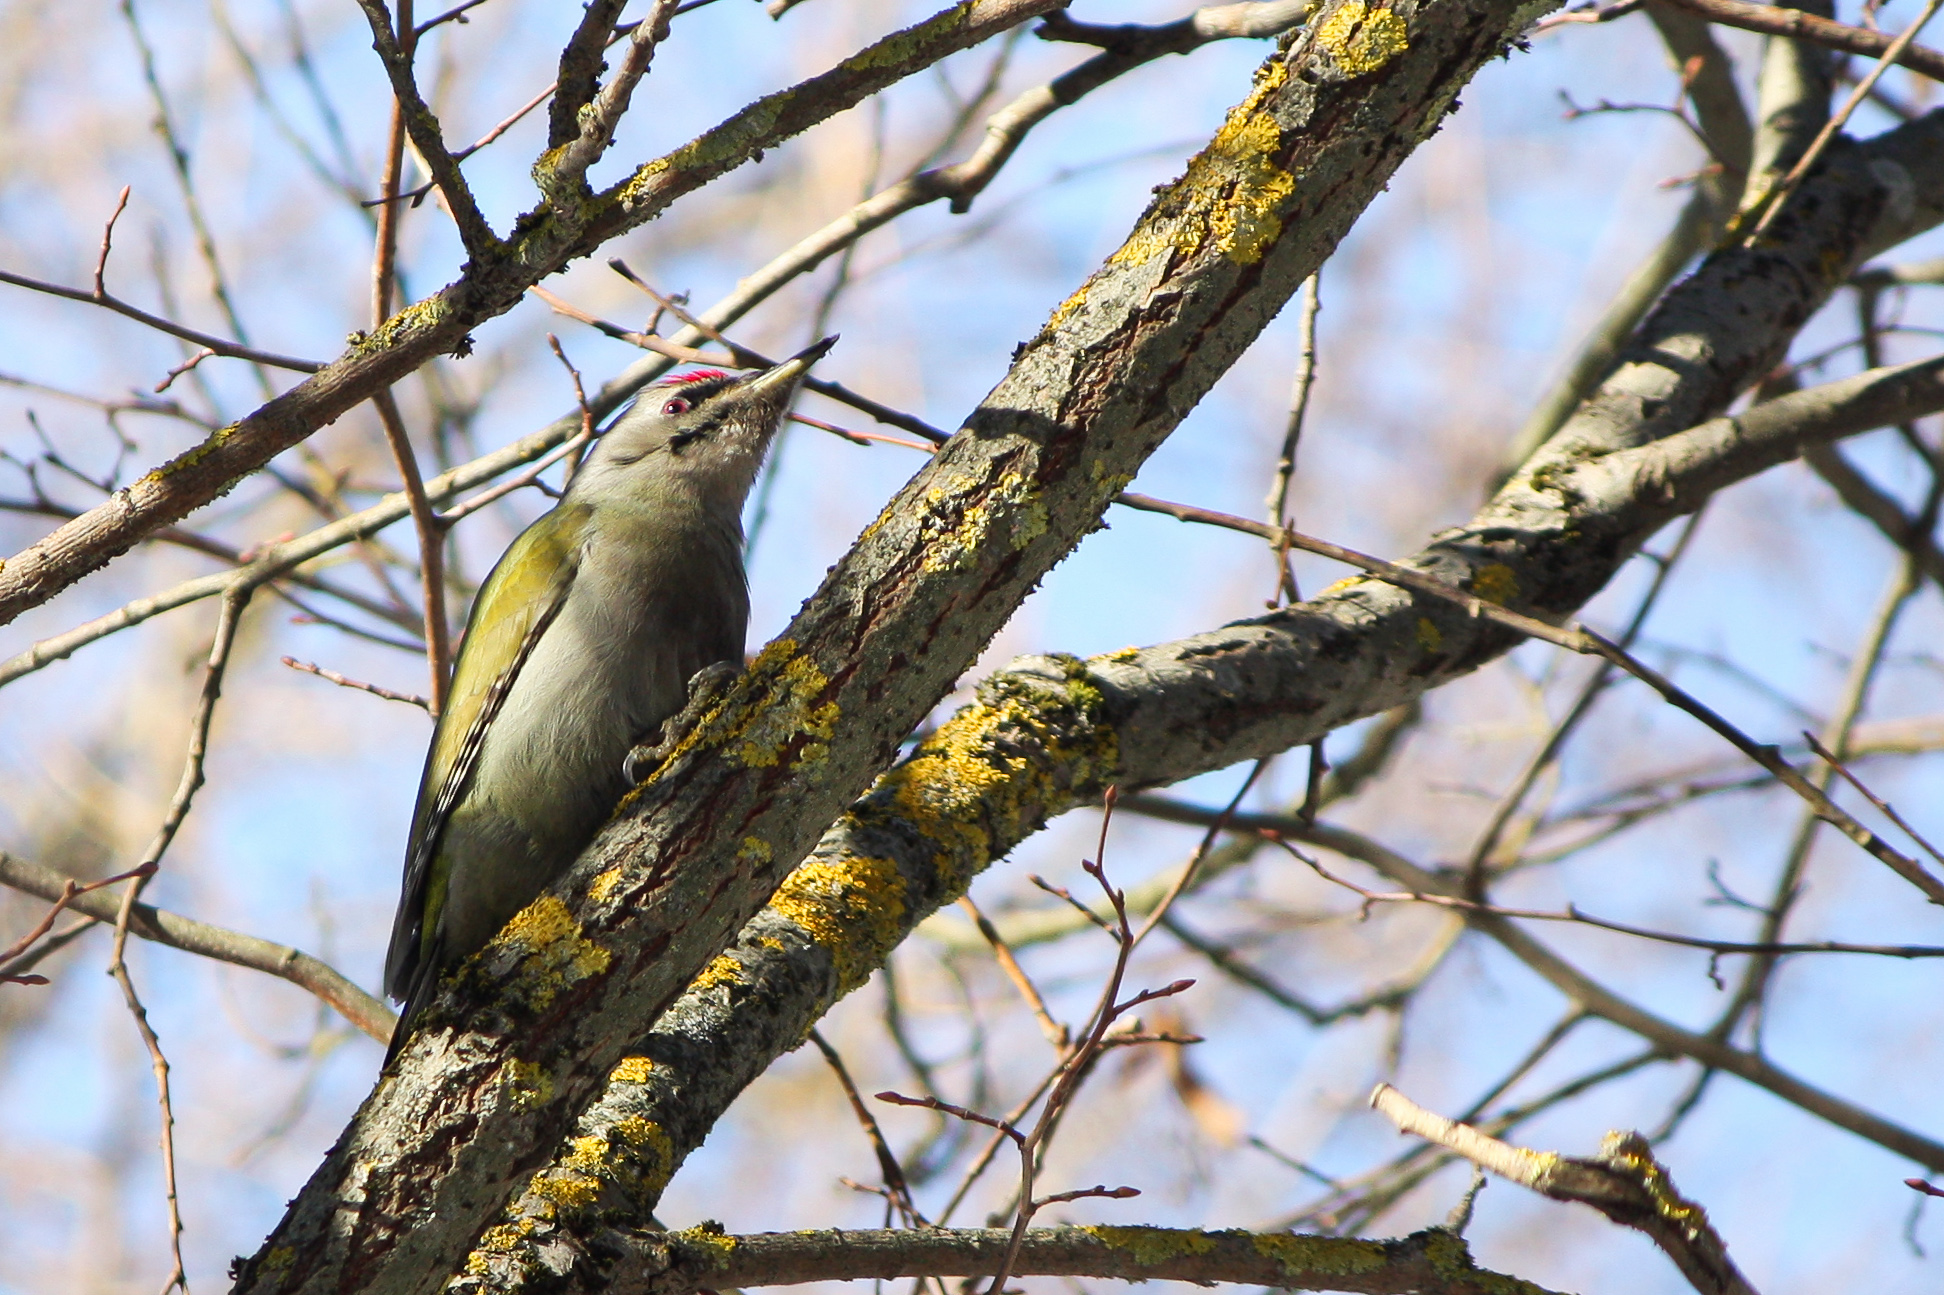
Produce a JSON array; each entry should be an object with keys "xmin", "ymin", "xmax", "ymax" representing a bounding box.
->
[{"xmin": 652, "ymin": 368, "xmax": 733, "ymax": 387}]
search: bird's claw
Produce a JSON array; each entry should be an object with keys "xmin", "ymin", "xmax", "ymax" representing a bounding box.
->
[{"xmin": 624, "ymin": 661, "xmax": 741, "ymax": 784}]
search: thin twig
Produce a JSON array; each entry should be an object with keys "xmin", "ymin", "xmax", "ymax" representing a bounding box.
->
[
  {"xmin": 0, "ymin": 863, "xmax": 154, "ymax": 974},
  {"xmin": 1745, "ymin": 0, "xmax": 1944, "ymax": 244},
  {"xmin": 105, "ymin": 572, "xmax": 251, "ymax": 1295},
  {"xmin": 1461, "ymin": 511, "xmax": 1704, "ymax": 894},
  {"xmin": 1532, "ymin": 0, "xmax": 1643, "ymax": 32},
  {"xmin": 1804, "ymin": 730, "xmax": 1944, "ymax": 869},
  {"xmin": 960, "ymin": 895, "xmax": 1069, "ymax": 1047},
  {"xmin": 93, "ymin": 185, "xmax": 131, "ymax": 295},
  {"xmin": 609, "ymin": 259, "xmax": 952, "ymax": 444},
  {"xmin": 0, "ymin": 851, "xmax": 394, "ymax": 1040},
  {"xmin": 1265, "ymin": 271, "xmax": 1320, "ymax": 604},
  {"xmin": 1371, "ymin": 1084, "xmax": 1760, "ymax": 1295},
  {"xmin": 124, "ymin": 0, "xmax": 279, "ymax": 403},
  {"xmin": 811, "ymin": 1029, "xmax": 929, "ymax": 1226},
  {"xmin": 415, "ymin": 0, "xmax": 489, "ymax": 34},
  {"xmin": 0, "ymin": 265, "xmax": 320, "ymax": 375},
  {"xmin": 1284, "ymin": 836, "xmax": 1944, "ymax": 959},
  {"xmin": 350, "ymin": 0, "xmax": 497, "ymax": 253},
  {"xmin": 373, "ymin": 389, "xmax": 451, "ymax": 715},
  {"xmin": 1114, "ymin": 491, "xmax": 1944, "ymax": 906},
  {"xmin": 546, "ymin": 332, "xmax": 596, "ymax": 483},
  {"xmin": 372, "ymin": 0, "xmax": 415, "ymax": 325},
  {"xmin": 107, "ymin": 911, "xmax": 189, "ymax": 1295},
  {"xmin": 281, "ymin": 656, "xmax": 430, "ymax": 710}
]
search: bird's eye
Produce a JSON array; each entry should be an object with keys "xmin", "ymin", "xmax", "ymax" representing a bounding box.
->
[{"xmin": 662, "ymin": 397, "xmax": 691, "ymax": 415}]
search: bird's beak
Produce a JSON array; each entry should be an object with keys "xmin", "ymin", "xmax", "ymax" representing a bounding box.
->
[{"xmin": 735, "ymin": 335, "xmax": 837, "ymax": 403}]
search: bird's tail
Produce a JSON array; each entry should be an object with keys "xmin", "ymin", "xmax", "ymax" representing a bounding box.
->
[{"xmin": 383, "ymin": 937, "xmax": 445, "ymax": 1067}]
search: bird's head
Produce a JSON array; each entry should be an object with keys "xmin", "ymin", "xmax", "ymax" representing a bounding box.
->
[{"xmin": 571, "ymin": 336, "xmax": 835, "ymax": 515}]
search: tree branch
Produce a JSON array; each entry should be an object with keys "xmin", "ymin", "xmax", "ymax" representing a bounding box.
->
[
  {"xmin": 1372, "ymin": 1085, "xmax": 1758, "ymax": 1295},
  {"xmin": 0, "ymin": 0, "xmax": 1066, "ymax": 631},
  {"xmin": 1656, "ymin": 0, "xmax": 1944, "ymax": 83},
  {"xmin": 536, "ymin": 0, "xmax": 681, "ymax": 206},
  {"xmin": 0, "ymin": 850, "xmax": 394, "ymax": 1042},
  {"xmin": 586, "ymin": 1222, "xmax": 1562, "ymax": 1295},
  {"xmin": 351, "ymin": 0, "xmax": 499, "ymax": 255}
]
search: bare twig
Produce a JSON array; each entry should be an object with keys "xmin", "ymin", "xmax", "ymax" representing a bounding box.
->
[
  {"xmin": 1148, "ymin": 801, "xmax": 1944, "ymax": 1170},
  {"xmin": 350, "ymin": 0, "xmax": 497, "ymax": 254},
  {"xmin": 1285, "ymin": 837, "xmax": 1944, "ymax": 959},
  {"xmin": 93, "ymin": 185, "xmax": 131, "ymax": 295},
  {"xmin": 959, "ymin": 895, "xmax": 1068, "ymax": 1047},
  {"xmin": 123, "ymin": 0, "xmax": 281, "ymax": 403},
  {"xmin": 810, "ymin": 1029, "xmax": 928, "ymax": 1225},
  {"xmin": 546, "ymin": 333, "xmax": 596, "ymax": 482},
  {"xmin": 107, "ymin": 909, "xmax": 189, "ymax": 1295},
  {"xmin": 0, "ymin": 266, "xmax": 320, "ymax": 375},
  {"xmin": 373, "ymin": 391, "xmax": 451, "ymax": 715},
  {"xmin": 0, "ymin": 863, "xmax": 154, "ymax": 976},
  {"xmin": 1266, "ymin": 271, "xmax": 1320, "ymax": 604},
  {"xmin": 102, "ymin": 572, "xmax": 252, "ymax": 1295},
  {"xmin": 1804, "ymin": 730, "xmax": 1944, "ymax": 869},
  {"xmin": 281, "ymin": 656, "xmax": 430, "ymax": 710},
  {"xmin": 372, "ymin": 0, "xmax": 416, "ymax": 324},
  {"xmin": 1461, "ymin": 512, "xmax": 1704, "ymax": 893},
  {"xmin": 415, "ymin": 0, "xmax": 489, "ymax": 34},
  {"xmin": 1532, "ymin": 0, "xmax": 1643, "ymax": 31},
  {"xmin": 0, "ymin": 851, "xmax": 394, "ymax": 1040},
  {"xmin": 609, "ymin": 261, "xmax": 953, "ymax": 443}
]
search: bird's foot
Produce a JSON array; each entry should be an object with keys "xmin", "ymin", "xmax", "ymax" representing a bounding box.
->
[{"xmin": 624, "ymin": 661, "xmax": 742, "ymax": 785}]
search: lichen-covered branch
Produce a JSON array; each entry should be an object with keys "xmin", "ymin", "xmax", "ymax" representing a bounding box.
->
[
  {"xmin": 579, "ymin": 1222, "xmax": 1562, "ymax": 1295},
  {"xmin": 448, "ymin": 110, "xmax": 1944, "ymax": 1295},
  {"xmin": 1371, "ymin": 1085, "xmax": 1756, "ymax": 1295},
  {"xmin": 0, "ymin": 0, "xmax": 1064, "ymax": 630}
]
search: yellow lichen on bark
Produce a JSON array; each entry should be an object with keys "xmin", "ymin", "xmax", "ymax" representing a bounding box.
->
[
  {"xmin": 1083, "ymin": 1225, "xmax": 1217, "ymax": 1264},
  {"xmin": 1250, "ymin": 1231, "xmax": 1388, "ymax": 1275},
  {"xmin": 1469, "ymin": 562, "xmax": 1520, "ymax": 605},
  {"xmin": 729, "ymin": 642, "xmax": 840, "ymax": 770},
  {"xmin": 920, "ymin": 470, "xmax": 1047, "ymax": 574},
  {"xmin": 688, "ymin": 952, "xmax": 746, "ymax": 993},
  {"xmin": 1315, "ymin": 0, "xmax": 1409, "ymax": 77},
  {"xmin": 1109, "ymin": 59, "xmax": 1296, "ymax": 269},
  {"xmin": 493, "ymin": 894, "xmax": 612, "ymax": 1010},
  {"xmin": 767, "ymin": 854, "xmax": 908, "ymax": 993}
]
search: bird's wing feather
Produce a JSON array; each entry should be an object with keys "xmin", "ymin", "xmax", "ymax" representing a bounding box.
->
[{"xmin": 383, "ymin": 502, "xmax": 591, "ymax": 1000}]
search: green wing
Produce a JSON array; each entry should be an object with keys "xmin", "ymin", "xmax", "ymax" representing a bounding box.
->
[{"xmin": 383, "ymin": 502, "xmax": 591, "ymax": 1001}]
